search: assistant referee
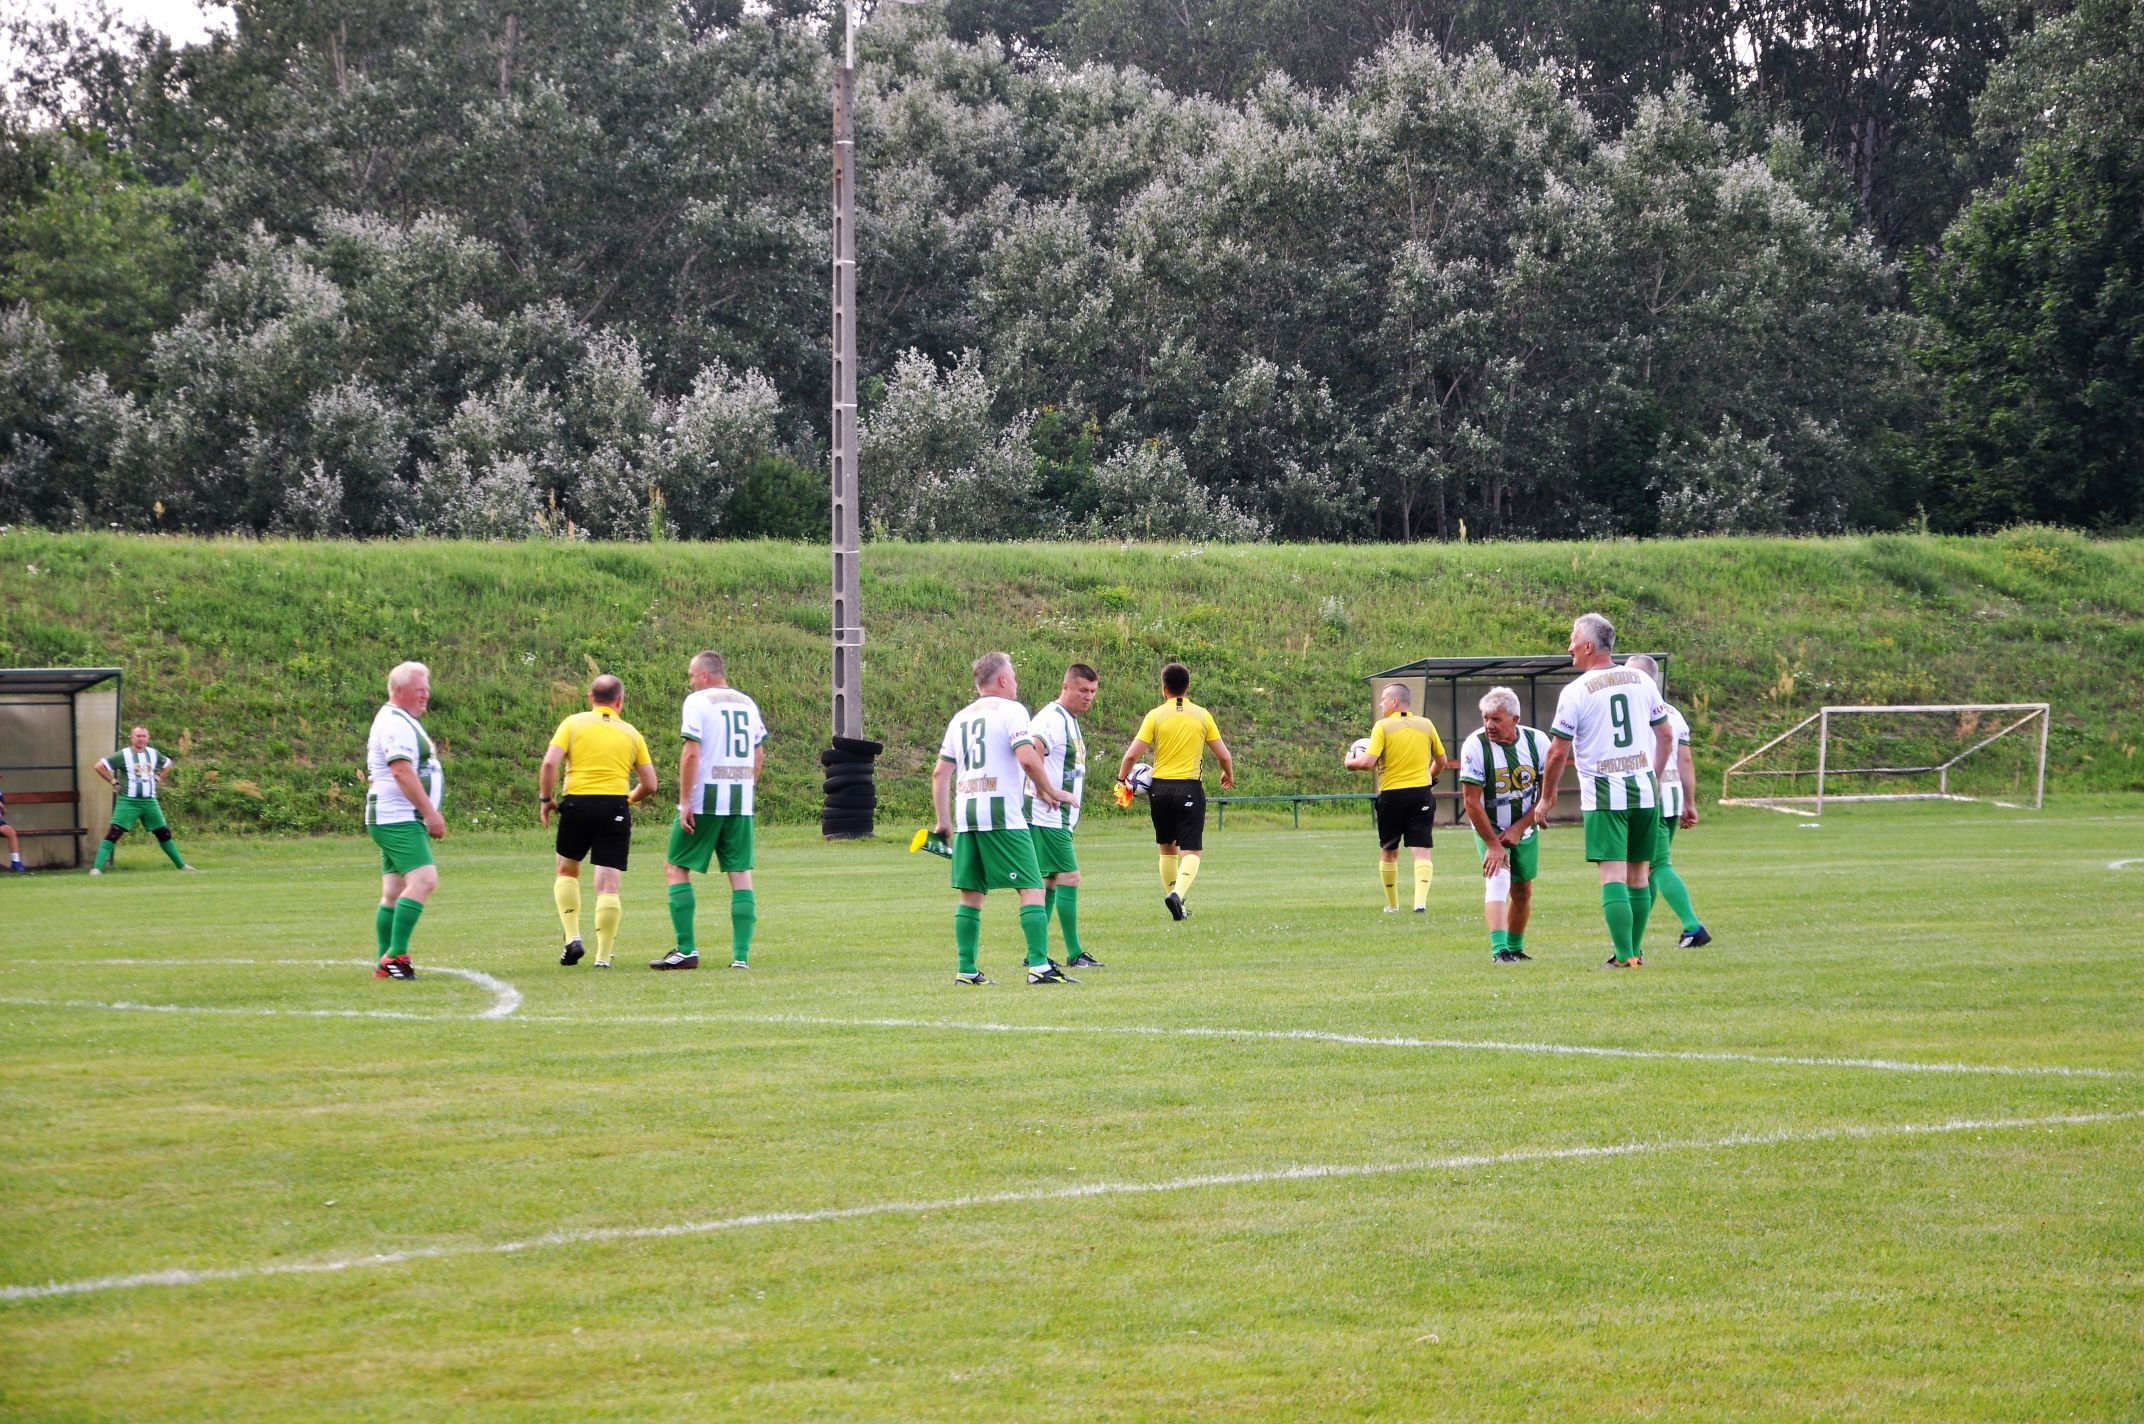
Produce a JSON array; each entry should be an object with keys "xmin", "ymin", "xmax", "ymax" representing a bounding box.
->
[
  {"xmin": 540, "ymin": 674, "xmax": 657, "ymax": 967},
  {"xmin": 1118, "ymin": 661, "xmax": 1235, "ymax": 921},
  {"xmin": 1344, "ymin": 682, "xmax": 1448, "ymax": 913}
]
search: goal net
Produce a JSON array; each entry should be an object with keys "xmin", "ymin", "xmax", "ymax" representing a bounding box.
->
[{"xmin": 1720, "ymin": 704, "xmax": 2050, "ymax": 815}]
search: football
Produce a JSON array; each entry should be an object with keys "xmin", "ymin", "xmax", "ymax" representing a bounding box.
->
[
  {"xmin": 1347, "ymin": 737, "xmax": 1371, "ymax": 765},
  {"xmin": 1126, "ymin": 762, "xmax": 1154, "ymax": 795}
]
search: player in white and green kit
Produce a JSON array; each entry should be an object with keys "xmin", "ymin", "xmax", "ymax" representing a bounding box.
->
[
  {"xmin": 657, "ymin": 650, "xmax": 767, "ymax": 971},
  {"xmin": 1457, "ymin": 687, "xmax": 1549, "ymax": 962},
  {"xmin": 1538, "ymin": 614, "xmax": 1676, "ymax": 968},
  {"xmin": 90, "ymin": 726, "xmax": 194, "ymax": 874},
  {"xmin": 1027, "ymin": 663, "xmax": 1101, "ymax": 969},
  {"xmin": 931, "ymin": 652, "xmax": 1075, "ymax": 985},
  {"xmin": 1626, "ymin": 655, "xmax": 1711, "ymax": 948},
  {"xmin": 365, "ymin": 661, "xmax": 446, "ymax": 980}
]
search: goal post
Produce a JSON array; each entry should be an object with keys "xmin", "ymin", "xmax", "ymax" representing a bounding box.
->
[{"xmin": 1721, "ymin": 704, "xmax": 2051, "ymax": 815}]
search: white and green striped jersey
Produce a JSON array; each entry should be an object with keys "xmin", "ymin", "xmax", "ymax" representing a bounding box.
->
[
  {"xmin": 365, "ymin": 704, "xmax": 442, "ymax": 825},
  {"xmin": 1551, "ymin": 665, "xmax": 1669, "ymax": 812},
  {"xmin": 937, "ymin": 695, "xmax": 1037, "ymax": 832},
  {"xmin": 1024, "ymin": 699, "xmax": 1086, "ymax": 832},
  {"xmin": 682, "ymin": 686, "xmax": 767, "ymax": 817},
  {"xmin": 1659, "ymin": 703, "xmax": 1693, "ymax": 819},
  {"xmin": 102, "ymin": 746, "xmax": 171, "ymax": 799},
  {"xmin": 1457, "ymin": 726, "xmax": 1548, "ymax": 840}
]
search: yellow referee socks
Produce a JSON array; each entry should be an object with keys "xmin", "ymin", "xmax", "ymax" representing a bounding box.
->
[
  {"xmin": 1174, "ymin": 852, "xmax": 1202, "ymax": 900},
  {"xmin": 1160, "ymin": 852, "xmax": 1179, "ymax": 891},
  {"xmin": 594, "ymin": 893, "xmax": 622, "ymax": 966},
  {"xmin": 553, "ymin": 875, "xmax": 581, "ymax": 942},
  {"xmin": 1379, "ymin": 859, "xmax": 1399, "ymax": 909},
  {"xmin": 1412, "ymin": 858, "xmax": 1434, "ymax": 910}
]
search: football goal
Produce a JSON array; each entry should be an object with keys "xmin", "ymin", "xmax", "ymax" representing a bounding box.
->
[{"xmin": 1720, "ymin": 704, "xmax": 2050, "ymax": 815}]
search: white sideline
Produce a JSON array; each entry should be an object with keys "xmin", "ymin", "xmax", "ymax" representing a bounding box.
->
[
  {"xmin": 0, "ymin": 992, "xmax": 2128, "ymax": 1080},
  {"xmin": 510, "ymin": 1011, "xmax": 2137, "ymax": 1081},
  {"xmin": 2110, "ymin": 858, "xmax": 2143, "ymax": 871},
  {"xmin": 2, "ymin": 1109, "xmax": 2133, "ymax": 1303},
  {"xmin": 0, "ymin": 958, "xmax": 522, "ymax": 1020}
]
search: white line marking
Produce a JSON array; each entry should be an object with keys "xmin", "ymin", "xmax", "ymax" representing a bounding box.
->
[
  {"xmin": 0, "ymin": 958, "xmax": 521, "ymax": 1020},
  {"xmin": 0, "ymin": 995, "xmax": 2124, "ymax": 1079},
  {"xmin": 507, "ymin": 1011, "xmax": 2139, "ymax": 1081},
  {"xmin": 3, "ymin": 1109, "xmax": 2133, "ymax": 1303},
  {"xmin": 2110, "ymin": 858, "xmax": 2143, "ymax": 871}
]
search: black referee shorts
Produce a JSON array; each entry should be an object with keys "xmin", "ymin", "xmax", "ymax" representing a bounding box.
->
[
  {"xmin": 1148, "ymin": 778, "xmax": 1206, "ymax": 852},
  {"xmin": 555, "ymin": 794, "xmax": 633, "ymax": 870},
  {"xmin": 1376, "ymin": 787, "xmax": 1437, "ymax": 852}
]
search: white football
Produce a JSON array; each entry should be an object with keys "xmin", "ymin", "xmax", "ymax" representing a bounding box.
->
[
  {"xmin": 1347, "ymin": 737, "xmax": 1371, "ymax": 765},
  {"xmin": 1127, "ymin": 762, "xmax": 1154, "ymax": 795}
]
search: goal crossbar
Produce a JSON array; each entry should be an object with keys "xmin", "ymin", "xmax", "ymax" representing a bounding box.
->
[{"xmin": 1721, "ymin": 703, "xmax": 2050, "ymax": 815}]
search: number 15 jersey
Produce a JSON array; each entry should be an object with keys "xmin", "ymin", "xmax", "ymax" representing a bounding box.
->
[
  {"xmin": 1550, "ymin": 665, "xmax": 1668, "ymax": 811},
  {"xmin": 682, "ymin": 686, "xmax": 768, "ymax": 817}
]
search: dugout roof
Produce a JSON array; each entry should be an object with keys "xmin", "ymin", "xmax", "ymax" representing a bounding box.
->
[
  {"xmin": 1363, "ymin": 653, "xmax": 1669, "ymax": 822},
  {"xmin": 0, "ymin": 667, "xmax": 122, "ymax": 695}
]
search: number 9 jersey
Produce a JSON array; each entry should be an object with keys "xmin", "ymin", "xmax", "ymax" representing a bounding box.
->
[
  {"xmin": 1550, "ymin": 665, "xmax": 1669, "ymax": 811},
  {"xmin": 682, "ymin": 686, "xmax": 768, "ymax": 817}
]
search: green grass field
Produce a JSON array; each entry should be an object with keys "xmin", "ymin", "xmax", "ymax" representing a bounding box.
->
[{"xmin": 4, "ymin": 802, "xmax": 2142, "ymax": 1421}]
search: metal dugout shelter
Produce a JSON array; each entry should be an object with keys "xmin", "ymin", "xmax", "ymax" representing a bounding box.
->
[
  {"xmin": 1363, "ymin": 654, "xmax": 1670, "ymax": 824},
  {"xmin": 0, "ymin": 668, "xmax": 122, "ymax": 869}
]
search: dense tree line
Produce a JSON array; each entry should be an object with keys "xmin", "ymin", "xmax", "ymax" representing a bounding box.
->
[{"xmin": 0, "ymin": 0, "xmax": 2137, "ymax": 539}]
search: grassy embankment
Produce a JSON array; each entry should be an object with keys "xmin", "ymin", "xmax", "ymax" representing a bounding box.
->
[{"xmin": 1, "ymin": 527, "xmax": 2140, "ymax": 833}]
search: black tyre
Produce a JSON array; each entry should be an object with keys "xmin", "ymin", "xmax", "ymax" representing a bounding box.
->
[{"xmin": 831, "ymin": 735, "xmax": 885, "ymax": 757}]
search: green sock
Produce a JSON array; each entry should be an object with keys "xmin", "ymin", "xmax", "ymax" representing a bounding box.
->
[
  {"xmin": 1044, "ymin": 884, "xmax": 1056, "ymax": 922},
  {"xmin": 1490, "ymin": 928, "xmax": 1509, "ymax": 956},
  {"xmin": 375, "ymin": 903, "xmax": 395, "ymax": 959},
  {"xmin": 1509, "ymin": 931, "xmax": 1526, "ymax": 955},
  {"xmin": 1600, "ymin": 883, "xmax": 1633, "ymax": 960},
  {"xmin": 729, "ymin": 888, "xmax": 756, "ymax": 963},
  {"xmin": 93, "ymin": 839, "xmax": 114, "ymax": 871},
  {"xmin": 954, "ymin": 904, "xmax": 982, "ymax": 974},
  {"xmin": 1629, "ymin": 881, "xmax": 1652, "ymax": 954},
  {"xmin": 667, "ymin": 882, "xmax": 697, "ymax": 954},
  {"xmin": 1653, "ymin": 866, "xmax": 1701, "ymax": 933},
  {"xmin": 159, "ymin": 836, "xmax": 186, "ymax": 868},
  {"xmin": 1020, "ymin": 902, "xmax": 1050, "ymax": 968},
  {"xmin": 1056, "ymin": 884, "xmax": 1083, "ymax": 955},
  {"xmin": 389, "ymin": 896, "xmax": 425, "ymax": 956}
]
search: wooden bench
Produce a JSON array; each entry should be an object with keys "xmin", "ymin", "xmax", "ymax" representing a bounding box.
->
[{"xmin": 3, "ymin": 790, "xmax": 88, "ymax": 838}]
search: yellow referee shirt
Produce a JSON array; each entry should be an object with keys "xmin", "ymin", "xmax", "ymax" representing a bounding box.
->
[
  {"xmin": 1367, "ymin": 712, "xmax": 1445, "ymax": 791},
  {"xmin": 1135, "ymin": 697, "xmax": 1223, "ymax": 780},
  {"xmin": 548, "ymin": 706, "xmax": 653, "ymax": 797}
]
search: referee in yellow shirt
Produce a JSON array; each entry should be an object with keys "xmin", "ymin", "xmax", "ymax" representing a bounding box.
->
[
  {"xmin": 1117, "ymin": 661, "xmax": 1235, "ymax": 920},
  {"xmin": 539, "ymin": 674, "xmax": 657, "ymax": 966},
  {"xmin": 1345, "ymin": 682, "xmax": 1449, "ymax": 913}
]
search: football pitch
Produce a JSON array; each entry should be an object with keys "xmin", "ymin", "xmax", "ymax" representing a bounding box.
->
[{"xmin": 4, "ymin": 803, "xmax": 2141, "ymax": 1421}]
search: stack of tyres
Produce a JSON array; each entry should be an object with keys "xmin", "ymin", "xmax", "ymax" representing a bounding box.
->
[{"xmin": 821, "ymin": 734, "xmax": 881, "ymax": 839}]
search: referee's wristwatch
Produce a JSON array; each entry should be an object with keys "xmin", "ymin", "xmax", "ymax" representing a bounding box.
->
[{"xmin": 540, "ymin": 794, "xmax": 557, "ymax": 806}]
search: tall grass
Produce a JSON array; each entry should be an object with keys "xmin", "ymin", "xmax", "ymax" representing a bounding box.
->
[{"xmin": 3, "ymin": 528, "xmax": 2139, "ymax": 832}]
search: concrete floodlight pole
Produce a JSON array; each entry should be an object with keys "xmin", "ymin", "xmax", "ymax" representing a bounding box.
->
[{"xmin": 829, "ymin": 6, "xmax": 864, "ymax": 741}]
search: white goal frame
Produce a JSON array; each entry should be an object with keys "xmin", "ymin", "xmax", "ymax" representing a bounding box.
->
[{"xmin": 1720, "ymin": 703, "xmax": 2050, "ymax": 816}]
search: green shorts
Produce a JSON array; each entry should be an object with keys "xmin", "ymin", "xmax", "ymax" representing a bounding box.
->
[
  {"xmin": 109, "ymin": 796, "xmax": 169, "ymax": 834},
  {"xmin": 1030, "ymin": 826, "xmax": 1078, "ymax": 877},
  {"xmin": 1583, "ymin": 806, "xmax": 1662, "ymax": 863},
  {"xmin": 1473, "ymin": 832, "xmax": 1540, "ymax": 882},
  {"xmin": 370, "ymin": 820, "xmax": 435, "ymax": 876},
  {"xmin": 667, "ymin": 812, "xmax": 755, "ymax": 874},
  {"xmin": 1652, "ymin": 814, "xmax": 1677, "ymax": 867},
  {"xmin": 951, "ymin": 827, "xmax": 1043, "ymax": 893}
]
